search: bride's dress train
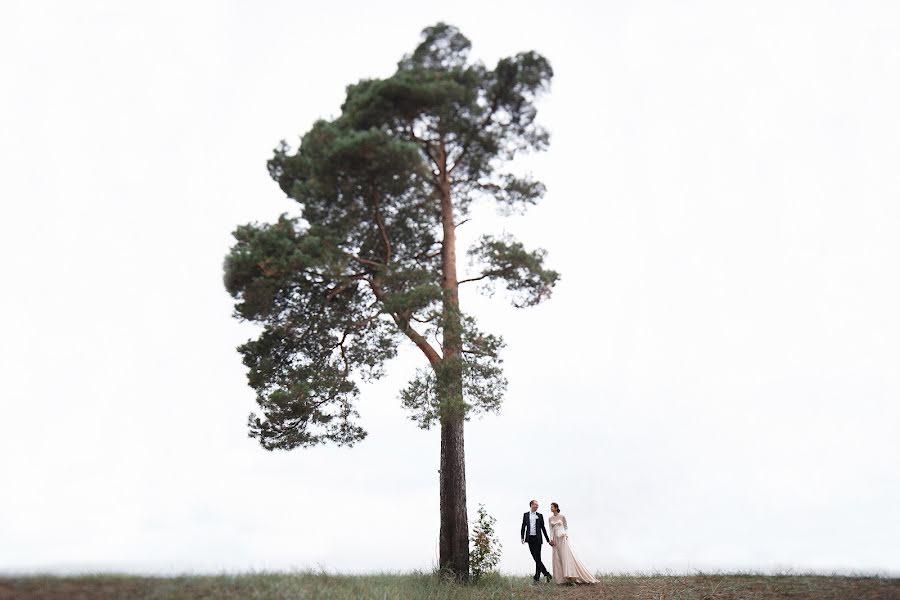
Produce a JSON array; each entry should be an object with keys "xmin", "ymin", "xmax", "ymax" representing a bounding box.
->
[{"xmin": 549, "ymin": 514, "xmax": 598, "ymax": 585}]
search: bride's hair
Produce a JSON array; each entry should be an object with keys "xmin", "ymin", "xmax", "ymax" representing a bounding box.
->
[{"xmin": 550, "ymin": 502, "xmax": 559, "ymax": 511}]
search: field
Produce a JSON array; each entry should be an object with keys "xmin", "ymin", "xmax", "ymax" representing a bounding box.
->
[{"xmin": 1, "ymin": 571, "xmax": 897, "ymax": 600}]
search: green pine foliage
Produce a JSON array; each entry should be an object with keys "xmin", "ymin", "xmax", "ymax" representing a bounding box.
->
[{"xmin": 222, "ymin": 21, "xmax": 558, "ymax": 451}]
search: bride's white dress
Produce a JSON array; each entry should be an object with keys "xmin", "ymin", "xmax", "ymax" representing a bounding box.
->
[{"xmin": 549, "ymin": 514, "xmax": 598, "ymax": 584}]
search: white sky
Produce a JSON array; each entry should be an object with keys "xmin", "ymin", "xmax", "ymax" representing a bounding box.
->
[{"xmin": 1, "ymin": 0, "xmax": 898, "ymax": 577}]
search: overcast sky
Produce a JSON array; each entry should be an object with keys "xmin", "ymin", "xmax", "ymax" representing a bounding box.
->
[{"xmin": 1, "ymin": 0, "xmax": 898, "ymax": 577}]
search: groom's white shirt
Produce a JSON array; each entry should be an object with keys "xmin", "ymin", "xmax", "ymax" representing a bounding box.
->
[{"xmin": 528, "ymin": 510, "xmax": 537, "ymax": 536}]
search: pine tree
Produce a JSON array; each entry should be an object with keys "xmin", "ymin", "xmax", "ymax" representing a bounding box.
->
[
  {"xmin": 222, "ymin": 22, "xmax": 558, "ymax": 580},
  {"xmin": 470, "ymin": 504, "xmax": 502, "ymax": 582}
]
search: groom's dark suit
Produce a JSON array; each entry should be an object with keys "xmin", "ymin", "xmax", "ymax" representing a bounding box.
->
[{"xmin": 521, "ymin": 511, "xmax": 551, "ymax": 580}]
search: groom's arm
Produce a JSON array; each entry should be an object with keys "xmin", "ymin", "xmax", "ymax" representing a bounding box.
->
[
  {"xmin": 540, "ymin": 517, "xmax": 551, "ymax": 542},
  {"xmin": 520, "ymin": 514, "xmax": 527, "ymax": 541}
]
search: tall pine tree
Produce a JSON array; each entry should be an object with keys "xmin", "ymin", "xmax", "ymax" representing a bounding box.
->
[{"xmin": 223, "ymin": 22, "xmax": 558, "ymax": 579}]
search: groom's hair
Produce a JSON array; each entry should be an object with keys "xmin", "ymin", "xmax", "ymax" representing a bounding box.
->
[{"xmin": 529, "ymin": 499, "xmax": 537, "ymax": 506}]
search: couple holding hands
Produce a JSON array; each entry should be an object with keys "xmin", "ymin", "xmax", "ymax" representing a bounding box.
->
[{"xmin": 520, "ymin": 499, "xmax": 599, "ymax": 585}]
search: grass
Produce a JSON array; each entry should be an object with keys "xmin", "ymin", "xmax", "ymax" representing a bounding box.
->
[{"xmin": 0, "ymin": 570, "xmax": 897, "ymax": 599}]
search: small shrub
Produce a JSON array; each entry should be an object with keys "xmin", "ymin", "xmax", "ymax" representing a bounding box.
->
[{"xmin": 469, "ymin": 503, "xmax": 502, "ymax": 582}]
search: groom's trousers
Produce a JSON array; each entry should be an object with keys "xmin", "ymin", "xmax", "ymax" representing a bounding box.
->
[{"xmin": 526, "ymin": 535, "xmax": 550, "ymax": 579}]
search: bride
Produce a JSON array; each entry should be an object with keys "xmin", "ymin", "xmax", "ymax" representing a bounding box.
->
[{"xmin": 548, "ymin": 502, "xmax": 599, "ymax": 585}]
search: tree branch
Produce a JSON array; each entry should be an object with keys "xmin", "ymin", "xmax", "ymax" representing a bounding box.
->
[
  {"xmin": 338, "ymin": 340, "xmax": 350, "ymax": 377},
  {"xmin": 332, "ymin": 312, "xmax": 382, "ymax": 376},
  {"xmin": 410, "ymin": 312, "xmax": 438, "ymax": 324},
  {"xmin": 326, "ymin": 272, "xmax": 368, "ymax": 301},
  {"xmin": 350, "ymin": 254, "xmax": 384, "ymax": 269},
  {"xmin": 413, "ymin": 245, "xmax": 442, "ymax": 261},
  {"xmin": 461, "ymin": 348, "xmax": 496, "ymax": 358},
  {"xmin": 371, "ymin": 189, "xmax": 392, "ymax": 265},
  {"xmin": 368, "ymin": 276, "xmax": 442, "ymax": 366},
  {"xmin": 447, "ymin": 94, "xmax": 500, "ymax": 174},
  {"xmin": 407, "ymin": 122, "xmax": 440, "ymax": 169},
  {"xmin": 458, "ymin": 272, "xmax": 494, "ymax": 285}
]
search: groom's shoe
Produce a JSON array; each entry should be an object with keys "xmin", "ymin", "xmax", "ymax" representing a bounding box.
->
[{"xmin": 544, "ymin": 573, "xmax": 553, "ymax": 583}]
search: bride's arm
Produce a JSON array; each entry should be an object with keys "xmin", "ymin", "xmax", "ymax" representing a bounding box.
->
[{"xmin": 562, "ymin": 515, "xmax": 569, "ymax": 538}]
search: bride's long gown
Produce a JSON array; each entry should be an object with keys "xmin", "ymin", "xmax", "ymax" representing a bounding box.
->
[{"xmin": 549, "ymin": 514, "xmax": 598, "ymax": 585}]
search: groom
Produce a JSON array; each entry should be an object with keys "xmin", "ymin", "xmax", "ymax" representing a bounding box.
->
[{"xmin": 520, "ymin": 499, "xmax": 552, "ymax": 583}]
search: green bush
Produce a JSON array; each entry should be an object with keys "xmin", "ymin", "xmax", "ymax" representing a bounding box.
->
[{"xmin": 469, "ymin": 503, "xmax": 502, "ymax": 582}]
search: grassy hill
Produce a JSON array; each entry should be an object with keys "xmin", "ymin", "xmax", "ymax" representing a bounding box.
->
[{"xmin": 1, "ymin": 570, "xmax": 897, "ymax": 599}]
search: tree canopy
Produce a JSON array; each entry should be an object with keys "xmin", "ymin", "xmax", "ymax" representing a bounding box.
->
[{"xmin": 224, "ymin": 22, "xmax": 558, "ymax": 451}]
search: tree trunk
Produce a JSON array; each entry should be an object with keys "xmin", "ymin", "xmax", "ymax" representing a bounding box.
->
[
  {"xmin": 439, "ymin": 413, "xmax": 469, "ymax": 578},
  {"xmin": 437, "ymin": 141, "xmax": 470, "ymax": 580}
]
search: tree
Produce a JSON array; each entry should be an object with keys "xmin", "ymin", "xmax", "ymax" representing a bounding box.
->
[
  {"xmin": 222, "ymin": 22, "xmax": 558, "ymax": 580},
  {"xmin": 470, "ymin": 503, "xmax": 502, "ymax": 582}
]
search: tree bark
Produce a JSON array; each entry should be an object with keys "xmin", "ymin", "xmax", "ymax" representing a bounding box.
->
[
  {"xmin": 436, "ymin": 140, "xmax": 470, "ymax": 580},
  {"xmin": 439, "ymin": 410, "xmax": 468, "ymax": 579}
]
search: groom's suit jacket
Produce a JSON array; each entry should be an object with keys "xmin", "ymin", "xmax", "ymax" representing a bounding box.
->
[{"xmin": 521, "ymin": 511, "xmax": 550, "ymax": 544}]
